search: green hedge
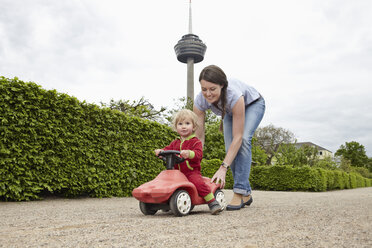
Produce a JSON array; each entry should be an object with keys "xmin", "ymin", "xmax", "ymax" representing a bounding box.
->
[
  {"xmin": 249, "ymin": 166, "xmax": 328, "ymax": 191},
  {"xmin": 200, "ymin": 161, "xmax": 371, "ymax": 191},
  {"xmin": 249, "ymin": 165, "xmax": 371, "ymax": 191},
  {"xmin": 0, "ymin": 77, "xmax": 177, "ymax": 201}
]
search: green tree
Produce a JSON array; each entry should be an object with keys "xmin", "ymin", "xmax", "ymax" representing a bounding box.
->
[
  {"xmin": 165, "ymin": 97, "xmax": 219, "ymax": 125},
  {"xmin": 300, "ymin": 144, "xmax": 319, "ymax": 167},
  {"xmin": 274, "ymin": 143, "xmax": 304, "ymax": 167},
  {"xmin": 274, "ymin": 143, "xmax": 333, "ymax": 168},
  {"xmin": 101, "ymin": 97, "xmax": 166, "ymax": 123},
  {"xmin": 335, "ymin": 141, "xmax": 369, "ymax": 168},
  {"xmin": 164, "ymin": 97, "xmax": 193, "ymax": 124},
  {"xmin": 254, "ymin": 124, "xmax": 296, "ymax": 165},
  {"xmin": 340, "ymin": 157, "xmax": 352, "ymax": 173},
  {"xmin": 366, "ymin": 157, "xmax": 372, "ymax": 173},
  {"xmin": 251, "ymin": 138, "xmax": 268, "ymax": 166}
]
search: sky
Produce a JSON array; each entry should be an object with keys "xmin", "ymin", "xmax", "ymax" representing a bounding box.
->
[{"xmin": 1, "ymin": 0, "xmax": 372, "ymax": 156}]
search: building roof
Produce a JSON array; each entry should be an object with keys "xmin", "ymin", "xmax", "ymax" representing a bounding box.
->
[{"xmin": 294, "ymin": 142, "xmax": 332, "ymax": 153}]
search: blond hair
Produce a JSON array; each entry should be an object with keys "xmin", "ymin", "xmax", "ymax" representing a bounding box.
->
[{"xmin": 172, "ymin": 109, "xmax": 198, "ymax": 131}]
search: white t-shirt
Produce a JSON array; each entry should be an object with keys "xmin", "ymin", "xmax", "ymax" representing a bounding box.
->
[{"xmin": 194, "ymin": 78, "xmax": 261, "ymax": 116}]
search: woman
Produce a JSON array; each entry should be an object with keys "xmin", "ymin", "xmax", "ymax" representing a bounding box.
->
[{"xmin": 193, "ymin": 65, "xmax": 265, "ymax": 211}]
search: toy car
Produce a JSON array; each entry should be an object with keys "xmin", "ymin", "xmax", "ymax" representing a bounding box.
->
[{"xmin": 132, "ymin": 150, "xmax": 226, "ymax": 217}]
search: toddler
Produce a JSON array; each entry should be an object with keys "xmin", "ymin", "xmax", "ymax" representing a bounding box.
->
[{"xmin": 155, "ymin": 109, "xmax": 222, "ymax": 215}]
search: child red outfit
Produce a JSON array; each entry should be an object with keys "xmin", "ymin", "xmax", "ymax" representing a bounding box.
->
[{"xmin": 162, "ymin": 134, "xmax": 215, "ymax": 203}]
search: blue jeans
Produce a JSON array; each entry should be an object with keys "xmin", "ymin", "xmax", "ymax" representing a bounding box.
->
[{"xmin": 223, "ymin": 97, "xmax": 265, "ymax": 196}]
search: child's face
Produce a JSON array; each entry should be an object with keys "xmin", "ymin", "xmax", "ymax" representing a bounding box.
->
[{"xmin": 176, "ymin": 117, "xmax": 194, "ymax": 138}]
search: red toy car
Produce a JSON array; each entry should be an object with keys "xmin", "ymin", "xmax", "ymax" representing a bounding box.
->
[{"xmin": 132, "ymin": 150, "xmax": 226, "ymax": 216}]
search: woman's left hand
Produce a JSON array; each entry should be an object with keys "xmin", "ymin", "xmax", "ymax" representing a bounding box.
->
[{"xmin": 211, "ymin": 166, "xmax": 228, "ymax": 188}]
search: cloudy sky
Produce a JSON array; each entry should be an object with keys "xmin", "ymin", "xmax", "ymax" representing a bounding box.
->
[{"xmin": 1, "ymin": 0, "xmax": 372, "ymax": 156}]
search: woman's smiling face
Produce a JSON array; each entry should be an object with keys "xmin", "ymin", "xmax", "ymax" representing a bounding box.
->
[{"xmin": 200, "ymin": 79, "xmax": 224, "ymax": 104}]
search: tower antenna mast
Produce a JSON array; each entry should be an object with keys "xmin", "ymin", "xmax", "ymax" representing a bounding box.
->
[
  {"xmin": 188, "ymin": 0, "xmax": 192, "ymax": 34},
  {"xmin": 174, "ymin": 0, "xmax": 207, "ymax": 101}
]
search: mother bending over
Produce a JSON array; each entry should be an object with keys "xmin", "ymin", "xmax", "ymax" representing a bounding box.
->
[{"xmin": 193, "ymin": 65, "xmax": 265, "ymax": 211}]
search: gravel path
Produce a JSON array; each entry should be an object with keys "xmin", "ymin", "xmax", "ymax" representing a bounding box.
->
[{"xmin": 1, "ymin": 188, "xmax": 371, "ymax": 248}]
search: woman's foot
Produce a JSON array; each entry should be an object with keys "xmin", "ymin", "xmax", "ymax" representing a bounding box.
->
[
  {"xmin": 226, "ymin": 193, "xmax": 245, "ymax": 211},
  {"xmin": 242, "ymin": 195, "xmax": 253, "ymax": 206}
]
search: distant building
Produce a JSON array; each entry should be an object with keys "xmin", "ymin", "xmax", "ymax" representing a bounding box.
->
[{"xmin": 294, "ymin": 142, "xmax": 333, "ymax": 159}]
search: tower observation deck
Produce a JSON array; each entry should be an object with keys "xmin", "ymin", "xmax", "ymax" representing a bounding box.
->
[
  {"xmin": 174, "ymin": 0, "xmax": 207, "ymax": 101},
  {"xmin": 174, "ymin": 33, "xmax": 206, "ymax": 63}
]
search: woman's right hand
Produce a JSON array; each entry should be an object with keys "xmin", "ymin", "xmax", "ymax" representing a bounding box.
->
[{"xmin": 211, "ymin": 166, "xmax": 228, "ymax": 188}]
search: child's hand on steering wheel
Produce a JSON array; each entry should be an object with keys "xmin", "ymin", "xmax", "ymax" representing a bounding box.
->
[
  {"xmin": 154, "ymin": 149, "xmax": 164, "ymax": 157},
  {"xmin": 180, "ymin": 150, "xmax": 190, "ymax": 159}
]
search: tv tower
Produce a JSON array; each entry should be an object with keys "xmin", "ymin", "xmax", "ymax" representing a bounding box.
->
[{"xmin": 174, "ymin": 0, "xmax": 207, "ymax": 101}]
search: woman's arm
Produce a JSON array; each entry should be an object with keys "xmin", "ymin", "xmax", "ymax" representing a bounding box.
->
[
  {"xmin": 223, "ymin": 96, "xmax": 245, "ymax": 166},
  {"xmin": 211, "ymin": 96, "xmax": 245, "ymax": 188},
  {"xmin": 193, "ymin": 105, "xmax": 206, "ymax": 147}
]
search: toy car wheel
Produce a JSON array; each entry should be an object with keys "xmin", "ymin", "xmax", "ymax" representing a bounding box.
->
[
  {"xmin": 139, "ymin": 202, "xmax": 158, "ymax": 215},
  {"xmin": 214, "ymin": 189, "xmax": 227, "ymax": 210},
  {"xmin": 170, "ymin": 189, "xmax": 192, "ymax": 217}
]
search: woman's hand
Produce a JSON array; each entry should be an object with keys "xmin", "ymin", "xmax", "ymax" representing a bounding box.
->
[{"xmin": 211, "ymin": 166, "xmax": 228, "ymax": 188}]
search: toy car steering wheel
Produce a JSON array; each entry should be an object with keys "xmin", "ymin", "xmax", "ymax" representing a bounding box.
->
[{"xmin": 158, "ymin": 150, "xmax": 185, "ymax": 170}]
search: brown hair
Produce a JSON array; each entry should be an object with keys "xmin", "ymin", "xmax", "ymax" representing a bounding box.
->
[{"xmin": 199, "ymin": 65, "xmax": 228, "ymax": 130}]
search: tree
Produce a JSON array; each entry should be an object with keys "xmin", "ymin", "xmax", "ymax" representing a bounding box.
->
[
  {"xmin": 274, "ymin": 143, "xmax": 304, "ymax": 167},
  {"xmin": 254, "ymin": 124, "xmax": 296, "ymax": 165},
  {"xmin": 335, "ymin": 141, "xmax": 369, "ymax": 168},
  {"xmin": 366, "ymin": 157, "xmax": 372, "ymax": 173},
  {"xmin": 164, "ymin": 97, "xmax": 193, "ymax": 124},
  {"xmin": 164, "ymin": 97, "xmax": 220, "ymax": 125},
  {"xmin": 251, "ymin": 138, "xmax": 268, "ymax": 166},
  {"xmin": 339, "ymin": 157, "xmax": 352, "ymax": 173},
  {"xmin": 101, "ymin": 97, "xmax": 166, "ymax": 123},
  {"xmin": 274, "ymin": 143, "xmax": 333, "ymax": 168},
  {"xmin": 300, "ymin": 144, "xmax": 319, "ymax": 167}
]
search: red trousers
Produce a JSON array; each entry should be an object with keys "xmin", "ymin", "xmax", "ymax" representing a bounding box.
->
[{"xmin": 184, "ymin": 171, "xmax": 211, "ymax": 198}]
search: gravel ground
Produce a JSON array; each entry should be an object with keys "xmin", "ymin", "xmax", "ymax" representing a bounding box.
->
[{"xmin": 1, "ymin": 187, "xmax": 371, "ymax": 248}]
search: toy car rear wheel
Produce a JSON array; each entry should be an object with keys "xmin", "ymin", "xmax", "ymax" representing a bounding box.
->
[
  {"xmin": 214, "ymin": 189, "xmax": 227, "ymax": 211},
  {"xmin": 170, "ymin": 189, "xmax": 192, "ymax": 217},
  {"xmin": 139, "ymin": 202, "xmax": 158, "ymax": 215}
]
